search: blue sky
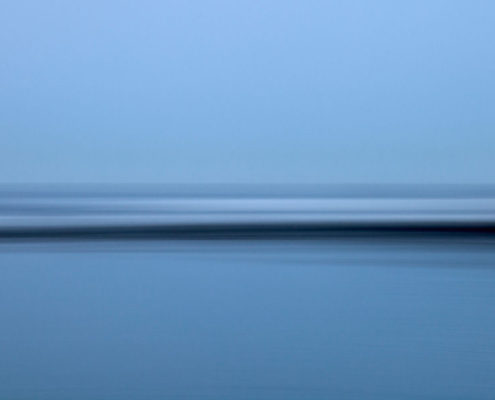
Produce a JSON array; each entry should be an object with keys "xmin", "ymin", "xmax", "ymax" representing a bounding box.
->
[{"xmin": 1, "ymin": 0, "xmax": 494, "ymax": 183}]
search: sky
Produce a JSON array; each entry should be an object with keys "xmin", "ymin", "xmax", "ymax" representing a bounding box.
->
[{"xmin": 1, "ymin": 0, "xmax": 494, "ymax": 184}]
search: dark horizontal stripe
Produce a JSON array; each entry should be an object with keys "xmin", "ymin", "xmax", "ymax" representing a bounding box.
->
[{"xmin": 1, "ymin": 221, "xmax": 495, "ymax": 241}]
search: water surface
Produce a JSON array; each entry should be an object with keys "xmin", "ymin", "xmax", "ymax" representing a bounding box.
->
[{"xmin": 1, "ymin": 240, "xmax": 494, "ymax": 399}]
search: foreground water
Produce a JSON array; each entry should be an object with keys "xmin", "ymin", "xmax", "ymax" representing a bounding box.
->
[{"xmin": 1, "ymin": 240, "xmax": 494, "ymax": 400}]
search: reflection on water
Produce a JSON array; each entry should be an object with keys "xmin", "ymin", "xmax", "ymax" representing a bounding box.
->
[{"xmin": 1, "ymin": 241, "xmax": 495, "ymax": 400}]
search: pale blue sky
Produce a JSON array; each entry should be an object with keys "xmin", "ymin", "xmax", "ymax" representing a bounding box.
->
[{"xmin": 1, "ymin": 0, "xmax": 494, "ymax": 183}]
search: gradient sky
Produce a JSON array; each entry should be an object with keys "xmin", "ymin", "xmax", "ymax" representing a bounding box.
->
[{"xmin": 1, "ymin": 0, "xmax": 494, "ymax": 184}]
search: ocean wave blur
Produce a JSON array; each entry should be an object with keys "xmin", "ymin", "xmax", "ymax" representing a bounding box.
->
[
  {"xmin": 2, "ymin": 185, "xmax": 495, "ymax": 400},
  {"xmin": 1, "ymin": 184, "xmax": 495, "ymax": 240}
]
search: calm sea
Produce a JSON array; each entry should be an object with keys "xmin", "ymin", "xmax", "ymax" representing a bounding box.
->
[{"xmin": 1, "ymin": 239, "xmax": 494, "ymax": 400}]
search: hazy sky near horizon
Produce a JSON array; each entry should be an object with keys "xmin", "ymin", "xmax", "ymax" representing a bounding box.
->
[{"xmin": 1, "ymin": 0, "xmax": 494, "ymax": 184}]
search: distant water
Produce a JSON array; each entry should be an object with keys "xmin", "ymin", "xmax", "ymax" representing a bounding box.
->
[
  {"xmin": 1, "ymin": 185, "xmax": 495, "ymax": 238},
  {"xmin": 1, "ymin": 240, "xmax": 495, "ymax": 400}
]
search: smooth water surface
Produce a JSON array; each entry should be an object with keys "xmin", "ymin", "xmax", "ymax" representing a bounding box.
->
[{"xmin": 1, "ymin": 241, "xmax": 495, "ymax": 399}]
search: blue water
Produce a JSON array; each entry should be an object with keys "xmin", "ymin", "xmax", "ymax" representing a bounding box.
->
[
  {"xmin": 2, "ymin": 185, "xmax": 495, "ymax": 234},
  {"xmin": 1, "ymin": 241, "xmax": 494, "ymax": 399}
]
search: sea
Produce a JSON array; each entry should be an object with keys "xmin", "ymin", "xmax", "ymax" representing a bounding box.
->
[{"xmin": 1, "ymin": 185, "xmax": 494, "ymax": 399}]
